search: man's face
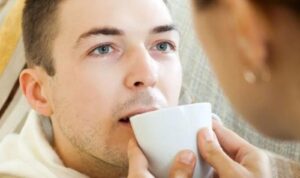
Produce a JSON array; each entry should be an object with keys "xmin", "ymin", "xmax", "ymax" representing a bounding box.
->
[{"xmin": 47, "ymin": 0, "xmax": 182, "ymax": 169}]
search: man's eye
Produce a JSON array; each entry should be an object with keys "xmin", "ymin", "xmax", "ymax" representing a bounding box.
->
[
  {"xmin": 155, "ymin": 42, "xmax": 175, "ymax": 52},
  {"xmin": 92, "ymin": 44, "xmax": 113, "ymax": 55}
]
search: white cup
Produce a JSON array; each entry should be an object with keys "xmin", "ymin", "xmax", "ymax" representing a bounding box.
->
[{"xmin": 130, "ymin": 103, "xmax": 216, "ymax": 178}]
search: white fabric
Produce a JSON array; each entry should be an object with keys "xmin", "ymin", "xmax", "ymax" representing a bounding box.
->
[
  {"xmin": 0, "ymin": 110, "xmax": 89, "ymax": 178},
  {"xmin": 0, "ymin": 90, "xmax": 30, "ymax": 140}
]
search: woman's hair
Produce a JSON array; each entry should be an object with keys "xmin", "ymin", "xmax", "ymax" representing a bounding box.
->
[
  {"xmin": 257, "ymin": 0, "xmax": 300, "ymax": 14},
  {"xmin": 195, "ymin": 0, "xmax": 300, "ymax": 14}
]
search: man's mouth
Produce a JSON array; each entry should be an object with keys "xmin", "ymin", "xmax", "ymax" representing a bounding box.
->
[
  {"xmin": 118, "ymin": 108, "xmax": 158, "ymax": 124},
  {"xmin": 119, "ymin": 117, "xmax": 130, "ymax": 123}
]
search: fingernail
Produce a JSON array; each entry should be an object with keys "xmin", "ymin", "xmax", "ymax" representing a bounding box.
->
[
  {"xmin": 179, "ymin": 151, "xmax": 195, "ymax": 165},
  {"xmin": 203, "ymin": 128, "xmax": 214, "ymax": 142},
  {"xmin": 212, "ymin": 113, "xmax": 223, "ymax": 125}
]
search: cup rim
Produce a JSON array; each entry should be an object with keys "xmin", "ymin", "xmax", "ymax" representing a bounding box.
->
[{"xmin": 130, "ymin": 102, "xmax": 211, "ymax": 122}]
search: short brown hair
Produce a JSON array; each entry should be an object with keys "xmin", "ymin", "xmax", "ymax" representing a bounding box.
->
[{"xmin": 22, "ymin": 0, "xmax": 62, "ymax": 76}]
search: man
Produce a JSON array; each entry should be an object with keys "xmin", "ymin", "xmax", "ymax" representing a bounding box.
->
[{"xmin": 0, "ymin": 0, "xmax": 182, "ymax": 177}]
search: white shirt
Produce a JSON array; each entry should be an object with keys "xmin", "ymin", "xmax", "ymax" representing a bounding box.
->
[{"xmin": 0, "ymin": 110, "xmax": 89, "ymax": 178}]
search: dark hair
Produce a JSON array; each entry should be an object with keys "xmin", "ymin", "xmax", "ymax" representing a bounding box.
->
[
  {"xmin": 22, "ymin": 0, "xmax": 63, "ymax": 76},
  {"xmin": 195, "ymin": 0, "xmax": 300, "ymax": 13}
]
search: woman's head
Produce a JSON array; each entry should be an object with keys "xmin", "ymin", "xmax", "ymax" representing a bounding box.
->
[{"xmin": 191, "ymin": 0, "xmax": 300, "ymax": 139}]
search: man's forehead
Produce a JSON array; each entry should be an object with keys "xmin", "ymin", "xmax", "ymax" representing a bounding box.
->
[
  {"xmin": 59, "ymin": 0, "xmax": 170, "ymax": 19},
  {"xmin": 57, "ymin": 0, "xmax": 174, "ymax": 43}
]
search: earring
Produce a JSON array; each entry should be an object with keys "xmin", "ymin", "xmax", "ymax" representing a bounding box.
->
[{"xmin": 243, "ymin": 70, "xmax": 256, "ymax": 84}]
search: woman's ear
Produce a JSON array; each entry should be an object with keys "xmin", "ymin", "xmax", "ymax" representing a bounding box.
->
[
  {"xmin": 226, "ymin": 0, "xmax": 271, "ymax": 82},
  {"xmin": 19, "ymin": 68, "xmax": 53, "ymax": 116}
]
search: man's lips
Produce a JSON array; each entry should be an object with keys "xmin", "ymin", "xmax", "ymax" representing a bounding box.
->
[{"xmin": 119, "ymin": 107, "xmax": 158, "ymax": 123}]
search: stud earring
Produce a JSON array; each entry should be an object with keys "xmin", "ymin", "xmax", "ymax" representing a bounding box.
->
[{"xmin": 243, "ymin": 70, "xmax": 256, "ymax": 84}]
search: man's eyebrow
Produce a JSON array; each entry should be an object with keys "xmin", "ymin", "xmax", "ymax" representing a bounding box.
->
[
  {"xmin": 75, "ymin": 25, "xmax": 179, "ymax": 48},
  {"xmin": 151, "ymin": 24, "xmax": 179, "ymax": 34},
  {"xmin": 76, "ymin": 27, "xmax": 124, "ymax": 46}
]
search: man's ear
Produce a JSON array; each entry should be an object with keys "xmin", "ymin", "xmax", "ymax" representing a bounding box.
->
[
  {"xmin": 19, "ymin": 68, "xmax": 53, "ymax": 116},
  {"xmin": 226, "ymin": 0, "xmax": 271, "ymax": 82}
]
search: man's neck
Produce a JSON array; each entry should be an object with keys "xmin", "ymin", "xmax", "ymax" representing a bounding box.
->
[
  {"xmin": 50, "ymin": 123, "xmax": 128, "ymax": 178},
  {"xmin": 73, "ymin": 152, "xmax": 128, "ymax": 178},
  {"xmin": 54, "ymin": 135, "xmax": 128, "ymax": 178}
]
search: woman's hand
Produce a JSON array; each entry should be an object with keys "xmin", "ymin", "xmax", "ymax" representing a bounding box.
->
[
  {"xmin": 172, "ymin": 120, "xmax": 272, "ymax": 178},
  {"xmin": 127, "ymin": 139, "xmax": 154, "ymax": 178},
  {"xmin": 127, "ymin": 139, "xmax": 197, "ymax": 178},
  {"xmin": 128, "ymin": 120, "xmax": 272, "ymax": 178}
]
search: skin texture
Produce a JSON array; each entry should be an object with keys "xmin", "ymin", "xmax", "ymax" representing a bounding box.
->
[
  {"xmin": 127, "ymin": 0, "xmax": 300, "ymax": 178},
  {"xmin": 19, "ymin": 0, "xmax": 182, "ymax": 177}
]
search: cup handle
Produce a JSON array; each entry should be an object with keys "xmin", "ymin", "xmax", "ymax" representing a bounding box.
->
[{"xmin": 212, "ymin": 113, "xmax": 222, "ymax": 124}]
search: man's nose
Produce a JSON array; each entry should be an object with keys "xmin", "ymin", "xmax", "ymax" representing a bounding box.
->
[{"xmin": 124, "ymin": 49, "xmax": 159, "ymax": 90}]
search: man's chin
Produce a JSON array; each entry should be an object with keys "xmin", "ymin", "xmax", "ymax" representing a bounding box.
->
[
  {"xmin": 100, "ymin": 138, "xmax": 131, "ymax": 168},
  {"xmin": 92, "ymin": 144, "xmax": 129, "ymax": 169}
]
